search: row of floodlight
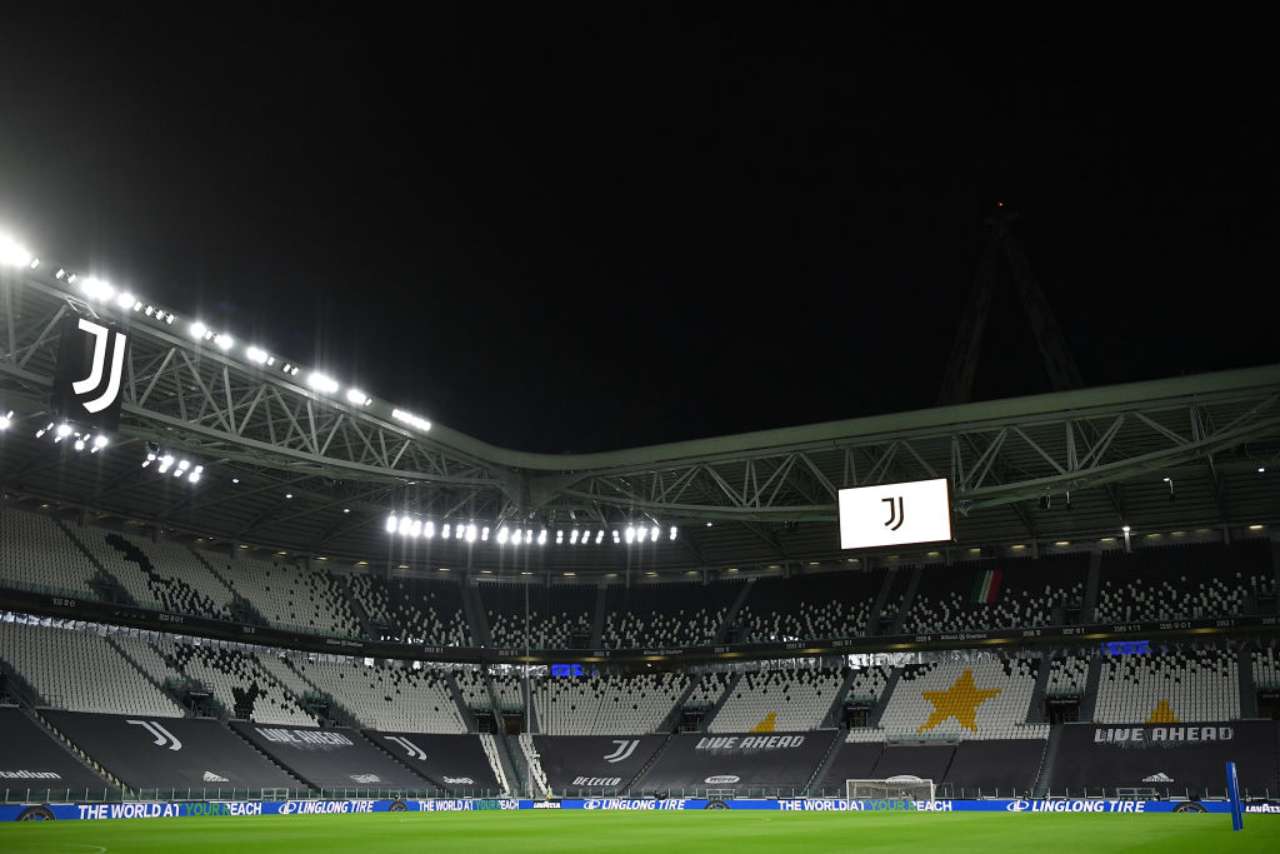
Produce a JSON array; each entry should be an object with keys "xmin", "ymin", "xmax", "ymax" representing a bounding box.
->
[
  {"xmin": 33, "ymin": 421, "xmax": 110, "ymax": 454},
  {"xmin": 2, "ymin": 229, "xmax": 430, "ymax": 433},
  {"xmin": 142, "ymin": 446, "xmax": 204, "ymax": 484},
  {"xmin": 384, "ymin": 514, "xmax": 678, "ymax": 546}
]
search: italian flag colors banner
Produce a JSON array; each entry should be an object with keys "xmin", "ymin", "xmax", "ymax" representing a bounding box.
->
[{"xmin": 971, "ymin": 568, "xmax": 1003, "ymax": 604}]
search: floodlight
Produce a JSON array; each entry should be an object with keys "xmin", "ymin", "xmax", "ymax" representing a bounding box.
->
[
  {"xmin": 188, "ymin": 471, "xmax": 201, "ymax": 484},
  {"xmin": 92, "ymin": 434, "xmax": 109, "ymax": 450},
  {"xmin": 345, "ymin": 388, "xmax": 371, "ymax": 406},
  {"xmin": 158, "ymin": 454, "xmax": 174, "ymax": 473},
  {"xmin": 73, "ymin": 438, "xmax": 85, "ymax": 452},
  {"xmin": 392, "ymin": 409, "xmax": 432, "ymax": 432},
  {"xmin": 246, "ymin": 346, "xmax": 269, "ymax": 364},
  {"xmin": 497, "ymin": 526, "xmax": 508, "ymax": 544},
  {"xmin": 398, "ymin": 516, "xmax": 412, "ymax": 535},
  {"xmin": 0, "ymin": 234, "xmax": 34, "ymax": 268},
  {"xmin": 612, "ymin": 530, "xmax": 620, "ymax": 544},
  {"xmin": 624, "ymin": 526, "xmax": 636, "ymax": 544},
  {"xmin": 538, "ymin": 529, "xmax": 548, "ymax": 546},
  {"xmin": 80, "ymin": 277, "xmax": 114, "ymax": 302},
  {"xmin": 423, "ymin": 520, "xmax": 435, "ymax": 539},
  {"xmin": 441, "ymin": 523, "xmax": 451, "ymax": 540},
  {"xmin": 116, "ymin": 291, "xmax": 136, "ymax": 310},
  {"xmin": 465, "ymin": 524, "xmax": 477, "ymax": 543},
  {"xmin": 386, "ymin": 514, "xmax": 398, "ymax": 533},
  {"xmin": 0, "ymin": 410, "xmax": 12, "ymax": 431},
  {"xmin": 525, "ymin": 529, "xmax": 533, "ymax": 545},
  {"xmin": 481, "ymin": 526, "xmax": 490, "ymax": 542},
  {"xmin": 650, "ymin": 525, "xmax": 660, "ymax": 543},
  {"xmin": 189, "ymin": 321, "xmax": 208, "ymax": 340},
  {"xmin": 306, "ymin": 372, "xmax": 339, "ymax": 394},
  {"xmin": 556, "ymin": 529, "xmax": 564, "ymax": 544},
  {"xmin": 214, "ymin": 333, "xmax": 234, "ymax": 351},
  {"xmin": 669, "ymin": 526, "xmax": 678, "ymax": 541},
  {"xmin": 596, "ymin": 530, "xmax": 604, "ymax": 544},
  {"xmin": 410, "ymin": 519, "xmax": 423, "ymax": 538},
  {"xmin": 570, "ymin": 529, "xmax": 579, "ymax": 545},
  {"xmin": 54, "ymin": 423, "xmax": 72, "ymax": 441}
]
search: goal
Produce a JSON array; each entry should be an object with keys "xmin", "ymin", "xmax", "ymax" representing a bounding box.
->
[{"xmin": 846, "ymin": 776, "xmax": 936, "ymax": 801}]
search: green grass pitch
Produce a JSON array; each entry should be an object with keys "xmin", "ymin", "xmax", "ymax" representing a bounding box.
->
[{"xmin": 2, "ymin": 810, "xmax": 1278, "ymax": 853}]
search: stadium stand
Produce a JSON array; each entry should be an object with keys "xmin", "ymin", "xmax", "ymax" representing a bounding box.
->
[
  {"xmin": 167, "ymin": 643, "xmax": 316, "ymax": 726},
  {"xmin": 1095, "ymin": 542, "xmax": 1276, "ymax": 623},
  {"xmin": 69, "ymin": 529, "xmax": 233, "ymax": 621},
  {"xmin": 347, "ymin": 574, "xmax": 471, "ymax": 646},
  {"xmin": 845, "ymin": 665, "xmax": 890, "ymax": 704},
  {"xmin": 901, "ymin": 557, "xmax": 1087, "ymax": 634},
  {"xmin": 937, "ymin": 739, "xmax": 1045, "ymax": 795},
  {"xmin": 0, "ymin": 621, "xmax": 183, "ymax": 717},
  {"xmin": 490, "ymin": 672, "xmax": 527, "ymax": 714},
  {"xmin": 850, "ymin": 657, "xmax": 1046, "ymax": 741},
  {"xmin": 685, "ymin": 673, "xmax": 732, "ymax": 708},
  {"xmin": 287, "ymin": 657, "xmax": 467, "ymax": 733},
  {"xmin": 0, "ymin": 507, "xmax": 100, "ymax": 598},
  {"xmin": 708, "ymin": 667, "xmax": 844, "ymax": 733},
  {"xmin": 0, "ymin": 706, "xmax": 108, "ymax": 793},
  {"xmin": 213, "ymin": 557, "xmax": 363, "ymax": 638},
  {"xmin": 1046, "ymin": 720, "xmax": 1279, "ymax": 797},
  {"xmin": 481, "ymin": 583, "xmax": 595, "ymax": 650},
  {"xmin": 635, "ymin": 730, "xmax": 837, "ymax": 795},
  {"xmin": 1253, "ymin": 643, "xmax": 1280, "ymax": 691},
  {"xmin": 533, "ymin": 672, "xmax": 688, "ymax": 735},
  {"xmin": 532, "ymin": 735, "xmax": 666, "ymax": 794},
  {"xmin": 1044, "ymin": 654, "xmax": 1090, "ymax": 698},
  {"xmin": 733, "ymin": 571, "xmax": 884, "ymax": 642},
  {"xmin": 1092, "ymin": 647, "xmax": 1240, "ymax": 723},
  {"xmin": 230, "ymin": 723, "xmax": 432, "ymax": 790},
  {"xmin": 367, "ymin": 731, "xmax": 502, "ymax": 794},
  {"xmin": 43, "ymin": 711, "xmax": 302, "ymax": 792},
  {"xmin": 603, "ymin": 581, "xmax": 741, "ymax": 648}
]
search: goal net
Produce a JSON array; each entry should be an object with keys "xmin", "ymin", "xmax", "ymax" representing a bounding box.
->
[{"xmin": 846, "ymin": 776, "xmax": 936, "ymax": 802}]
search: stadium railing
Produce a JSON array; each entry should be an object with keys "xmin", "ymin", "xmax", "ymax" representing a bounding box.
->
[{"xmin": 1, "ymin": 786, "xmax": 508, "ymax": 804}]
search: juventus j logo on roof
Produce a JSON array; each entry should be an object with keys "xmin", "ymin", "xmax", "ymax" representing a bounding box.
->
[{"xmin": 54, "ymin": 316, "xmax": 129, "ymax": 430}]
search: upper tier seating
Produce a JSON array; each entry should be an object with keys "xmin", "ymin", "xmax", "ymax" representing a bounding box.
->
[
  {"xmin": 709, "ymin": 668, "xmax": 844, "ymax": 733},
  {"xmin": 1093, "ymin": 648, "xmax": 1239, "ymax": 723},
  {"xmin": 1095, "ymin": 542, "xmax": 1275, "ymax": 623},
  {"xmin": 71, "ymin": 529, "xmax": 232, "ymax": 620},
  {"xmin": 734, "ymin": 571, "xmax": 884, "ymax": 642},
  {"xmin": 347, "ymin": 574, "xmax": 471, "ymax": 646},
  {"xmin": 685, "ymin": 673, "xmax": 732, "ymax": 708},
  {"xmin": 490, "ymin": 673, "xmax": 526, "ymax": 713},
  {"xmin": 213, "ymin": 558, "xmax": 363, "ymax": 638},
  {"xmin": 604, "ymin": 582, "xmax": 743, "ymax": 648},
  {"xmin": 1252, "ymin": 644, "xmax": 1280, "ymax": 691},
  {"xmin": 533, "ymin": 672, "xmax": 688, "ymax": 735},
  {"xmin": 482, "ymin": 583, "xmax": 595, "ymax": 650},
  {"xmin": 168, "ymin": 642, "xmax": 316, "ymax": 726},
  {"xmin": 0, "ymin": 506, "xmax": 99, "ymax": 597},
  {"xmin": 902, "ymin": 557, "xmax": 1087, "ymax": 634},
  {"xmin": 288, "ymin": 657, "xmax": 467, "ymax": 733},
  {"xmin": 846, "ymin": 665, "xmax": 890, "ymax": 704},
  {"xmin": 857, "ymin": 657, "xmax": 1046, "ymax": 741},
  {"xmin": 0, "ymin": 620, "xmax": 182, "ymax": 717}
]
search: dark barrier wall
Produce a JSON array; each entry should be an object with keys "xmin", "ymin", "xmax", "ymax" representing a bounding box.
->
[
  {"xmin": 532, "ymin": 735, "xmax": 666, "ymax": 793},
  {"xmin": 635, "ymin": 731, "xmax": 836, "ymax": 793},
  {"xmin": 0, "ymin": 707, "xmax": 106, "ymax": 790},
  {"xmin": 365, "ymin": 732, "xmax": 499, "ymax": 793},
  {"xmin": 43, "ymin": 711, "xmax": 299, "ymax": 790},
  {"xmin": 942, "ymin": 740, "xmax": 1045, "ymax": 793},
  {"xmin": 871, "ymin": 745, "xmax": 955, "ymax": 782},
  {"xmin": 819, "ymin": 742, "xmax": 884, "ymax": 789},
  {"xmin": 231, "ymin": 724, "xmax": 430, "ymax": 789},
  {"xmin": 1047, "ymin": 721, "xmax": 1280, "ymax": 796}
]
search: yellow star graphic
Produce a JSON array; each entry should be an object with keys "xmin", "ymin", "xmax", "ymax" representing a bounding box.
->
[{"xmin": 916, "ymin": 668, "xmax": 1001, "ymax": 734}]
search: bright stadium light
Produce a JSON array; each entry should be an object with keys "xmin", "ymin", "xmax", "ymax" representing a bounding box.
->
[
  {"xmin": 345, "ymin": 388, "xmax": 371, "ymax": 406},
  {"xmin": 307, "ymin": 372, "xmax": 339, "ymax": 394},
  {"xmin": 214, "ymin": 333, "xmax": 234, "ymax": 351},
  {"xmin": 465, "ymin": 524, "xmax": 477, "ymax": 543},
  {"xmin": 0, "ymin": 410, "xmax": 12, "ymax": 431},
  {"xmin": 669, "ymin": 526, "xmax": 678, "ymax": 541},
  {"xmin": 92, "ymin": 434, "xmax": 109, "ymax": 451},
  {"xmin": 624, "ymin": 526, "xmax": 636, "ymax": 544},
  {"xmin": 612, "ymin": 529, "xmax": 621, "ymax": 544},
  {"xmin": 510, "ymin": 529, "xmax": 521, "ymax": 546},
  {"xmin": 0, "ymin": 234, "xmax": 34, "ymax": 268},
  {"xmin": 481, "ymin": 526, "xmax": 490, "ymax": 542},
  {"xmin": 157, "ymin": 454, "xmax": 174, "ymax": 473},
  {"xmin": 525, "ymin": 529, "xmax": 533, "ymax": 545},
  {"xmin": 409, "ymin": 518, "xmax": 423, "ymax": 538},
  {"xmin": 188, "ymin": 468, "xmax": 202, "ymax": 484},
  {"xmin": 423, "ymin": 520, "xmax": 436, "ymax": 539},
  {"xmin": 80, "ymin": 276, "xmax": 115, "ymax": 302},
  {"xmin": 73, "ymin": 438, "xmax": 85, "ymax": 452},
  {"xmin": 595, "ymin": 530, "xmax": 604, "ymax": 544},
  {"xmin": 398, "ymin": 516, "xmax": 412, "ymax": 536},
  {"xmin": 116, "ymin": 291, "xmax": 136, "ymax": 310},
  {"xmin": 189, "ymin": 321, "xmax": 208, "ymax": 340},
  {"xmin": 497, "ymin": 526, "xmax": 509, "ymax": 545},
  {"xmin": 441, "ymin": 523, "xmax": 451, "ymax": 540},
  {"xmin": 556, "ymin": 529, "xmax": 564, "ymax": 544},
  {"xmin": 650, "ymin": 525, "xmax": 660, "ymax": 543},
  {"xmin": 54, "ymin": 422, "xmax": 72, "ymax": 442},
  {"xmin": 385, "ymin": 514, "xmax": 398, "ymax": 534},
  {"xmin": 538, "ymin": 529, "xmax": 548, "ymax": 546},
  {"xmin": 391, "ymin": 409, "xmax": 432, "ymax": 432},
  {"xmin": 569, "ymin": 529, "xmax": 579, "ymax": 545},
  {"xmin": 246, "ymin": 346, "xmax": 270, "ymax": 365}
]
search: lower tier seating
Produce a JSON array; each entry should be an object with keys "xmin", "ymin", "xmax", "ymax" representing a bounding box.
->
[
  {"xmin": 0, "ymin": 706, "xmax": 108, "ymax": 793},
  {"xmin": 709, "ymin": 668, "xmax": 843, "ymax": 733},
  {"xmin": 230, "ymin": 723, "xmax": 432, "ymax": 789},
  {"xmin": 634, "ymin": 730, "xmax": 836, "ymax": 795},
  {"xmin": 44, "ymin": 711, "xmax": 301, "ymax": 792},
  {"xmin": 366, "ymin": 730, "xmax": 502, "ymax": 794},
  {"xmin": 532, "ymin": 734, "xmax": 666, "ymax": 795}
]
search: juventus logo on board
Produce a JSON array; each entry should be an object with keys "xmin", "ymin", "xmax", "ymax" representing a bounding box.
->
[
  {"xmin": 383, "ymin": 735, "xmax": 427, "ymax": 760},
  {"xmin": 881, "ymin": 495, "xmax": 905, "ymax": 531},
  {"xmin": 53, "ymin": 315, "xmax": 129, "ymax": 430}
]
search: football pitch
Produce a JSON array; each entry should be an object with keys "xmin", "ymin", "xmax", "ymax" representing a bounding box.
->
[{"xmin": 2, "ymin": 810, "xmax": 1278, "ymax": 853}]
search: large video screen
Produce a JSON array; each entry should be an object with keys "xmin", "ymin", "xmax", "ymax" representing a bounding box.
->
[{"xmin": 837, "ymin": 477, "xmax": 953, "ymax": 550}]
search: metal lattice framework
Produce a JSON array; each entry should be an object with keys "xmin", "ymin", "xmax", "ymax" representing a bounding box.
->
[{"xmin": 1, "ymin": 265, "xmax": 1278, "ymax": 572}]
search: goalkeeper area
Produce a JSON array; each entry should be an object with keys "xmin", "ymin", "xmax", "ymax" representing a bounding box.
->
[
  {"xmin": 847, "ymin": 776, "xmax": 936, "ymax": 802},
  {"xmin": 3, "ymin": 810, "xmax": 1278, "ymax": 853}
]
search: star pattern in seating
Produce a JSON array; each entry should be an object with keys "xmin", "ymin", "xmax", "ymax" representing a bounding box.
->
[{"xmin": 917, "ymin": 668, "xmax": 1001, "ymax": 734}]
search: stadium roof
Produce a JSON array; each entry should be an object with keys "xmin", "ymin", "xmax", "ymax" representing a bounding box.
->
[{"xmin": 1, "ymin": 259, "xmax": 1278, "ymax": 578}]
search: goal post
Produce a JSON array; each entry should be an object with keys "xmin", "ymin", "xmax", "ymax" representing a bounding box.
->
[{"xmin": 845, "ymin": 776, "xmax": 936, "ymax": 802}]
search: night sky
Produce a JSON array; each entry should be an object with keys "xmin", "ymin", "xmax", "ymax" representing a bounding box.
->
[{"xmin": 2, "ymin": 11, "xmax": 1276, "ymax": 453}]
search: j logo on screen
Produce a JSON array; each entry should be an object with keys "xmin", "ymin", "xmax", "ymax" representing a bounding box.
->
[{"xmin": 838, "ymin": 478, "xmax": 952, "ymax": 550}]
